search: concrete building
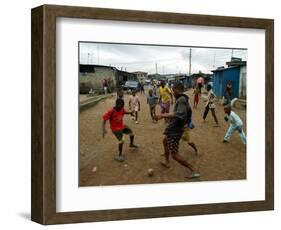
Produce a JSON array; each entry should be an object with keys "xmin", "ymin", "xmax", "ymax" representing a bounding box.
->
[
  {"xmin": 116, "ymin": 70, "xmax": 139, "ymax": 87},
  {"xmin": 132, "ymin": 71, "xmax": 148, "ymax": 82},
  {"xmin": 79, "ymin": 64, "xmax": 138, "ymax": 94},
  {"xmin": 79, "ymin": 64, "xmax": 116, "ymax": 94}
]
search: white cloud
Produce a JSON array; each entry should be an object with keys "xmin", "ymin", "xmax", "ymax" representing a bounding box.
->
[{"xmin": 79, "ymin": 42, "xmax": 247, "ymax": 74}]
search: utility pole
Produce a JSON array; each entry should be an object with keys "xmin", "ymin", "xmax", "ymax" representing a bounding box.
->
[
  {"xmin": 189, "ymin": 48, "xmax": 192, "ymax": 76},
  {"xmin": 155, "ymin": 63, "xmax": 158, "ymax": 74},
  {"xmin": 213, "ymin": 51, "xmax": 216, "ymax": 68}
]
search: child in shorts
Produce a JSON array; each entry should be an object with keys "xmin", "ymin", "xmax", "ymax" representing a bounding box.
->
[
  {"xmin": 129, "ymin": 90, "xmax": 141, "ymax": 124},
  {"xmin": 147, "ymin": 89, "xmax": 158, "ymax": 122},
  {"xmin": 102, "ymin": 99, "xmax": 139, "ymax": 162},
  {"xmin": 154, "ymin": 82, "xmax": 200, "ymax": 179},
  {"xmin": 203, "ymin": 84, "xmax": 219, "ymax": 126}
]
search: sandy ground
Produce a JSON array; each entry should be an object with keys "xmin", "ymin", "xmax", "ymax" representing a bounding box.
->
[{"xmin": 79, "ymin": 88, "xmax": 246, "ymax": 186}]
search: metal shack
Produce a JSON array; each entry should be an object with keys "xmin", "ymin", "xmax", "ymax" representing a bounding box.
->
[{"xmin": 212, "ymin": 58, "xmax": 247, "ymax": 99}]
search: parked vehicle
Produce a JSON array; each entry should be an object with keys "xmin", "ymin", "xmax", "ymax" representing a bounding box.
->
[
  {"xmin": 122, "ymin": 81, "xmax": 141, "ymax": 92},
  {"xmin": 145, "ymin": 79, "xmax": 151, "ymax": 85}
]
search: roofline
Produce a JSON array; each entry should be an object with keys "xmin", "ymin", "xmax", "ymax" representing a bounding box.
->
[
  {"xmin": 211, "ymin": 65, "xmax": 245, "ymax": 72},
  {"xmin": 79, "ymin": 63, "xmax": 117, "ymax": 70},
  {"xmin": 131, "ymin": 71, "xmax": 148, "ymax": 74}
]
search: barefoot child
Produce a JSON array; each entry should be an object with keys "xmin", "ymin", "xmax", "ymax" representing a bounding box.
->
[
  {"xmin": 129, "ymin": 90, "xmax": 141, "ymax": 124},
  {"xmin": 154, "ymin": 82, "xmax": 200, "ymax": 179},
  {"xmin": 203, "ymin": 84, "xmax": 219, "ymax": 126},
  {"xmin": 147, "ymin": 89, "xmax": 158, "ymax": 122},
  {"xmin": 102, "ymin": 99, "xmax": 139, "ymax": 162},
  {"xmin": 223, "ymin": 105, "xmax": 246, "ymax": 144}
]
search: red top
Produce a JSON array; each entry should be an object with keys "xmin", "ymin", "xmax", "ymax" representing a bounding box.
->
[
  {"xmin": 196, "ymin": 77, "xmax": 204, "ymax": 84},
  {"xmin": 103, "ymin": 108, "xmax": 126, "ymax": 131}
]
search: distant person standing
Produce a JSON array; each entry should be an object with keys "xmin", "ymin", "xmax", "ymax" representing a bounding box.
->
[
  {"xmin": 224, "ymin": 81, "xmax": 233, "ymax": 105},
  {"xmin": 159, "ymin": 81, "xmax": 173, "ymax": 120},
  {"xmin": 196, "ymin": 76, "xmax": 204, "ymax": 94},
  {"xmin": 140, "ymin": 80, "xmax": 145, "ymax": 94},
  {"xmin": 147, "ymin": 89, "xmax": 158, "ymax": 123},
  {"xmin": 103, "ymin": 78, "xmax": 108, "ymax": 94},
  {"xmin": 193, "ymin": 85, "xmax": 200, "ymax": 108},
  {"xmin": 203, "ymin": 84, "xmax": 219, "ymax": 126}
]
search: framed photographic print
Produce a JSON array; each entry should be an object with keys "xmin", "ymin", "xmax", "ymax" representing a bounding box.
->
[{"xmin": 31, "ymin": 4, "xmax": 274, "ymax": 225}]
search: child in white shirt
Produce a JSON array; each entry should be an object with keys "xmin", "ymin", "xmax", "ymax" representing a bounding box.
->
[
  {"xmin": 203, "ymin": 84, "xmax": 219, "ymax": 126},
  {"xmin": 129, "ymin": 90, "xmax": 140, "ymax": 124},
  {"xmin": 223, "ymin": 105, "xmax": 246, "ymax": 144}
]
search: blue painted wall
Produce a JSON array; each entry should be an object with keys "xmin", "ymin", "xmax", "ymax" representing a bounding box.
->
[{"xmin": 212, "ymin": 67, "xmax": 240, "ymax": 98}]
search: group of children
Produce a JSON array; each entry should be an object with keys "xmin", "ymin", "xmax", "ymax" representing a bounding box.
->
[
  {"xmin": 202, "ymin": 84, "xmax": 246, "ymax": 144},
  {"xmin": 102, "ymin": 81, "xmax": 247, "ymax": 179},
  {"xmin": 192, "ymin": 82, "xmax": 246, "ymax": 145}
]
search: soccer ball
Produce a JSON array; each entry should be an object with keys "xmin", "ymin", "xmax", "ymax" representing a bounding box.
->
[{"xmin": 148, "ymin": 168, "xmax": 154, "ymax": 176}]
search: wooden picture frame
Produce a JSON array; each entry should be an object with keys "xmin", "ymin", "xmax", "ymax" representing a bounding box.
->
[{"xmin": 31, "ymin": 4, "xmax": 274, "ymax": 225}]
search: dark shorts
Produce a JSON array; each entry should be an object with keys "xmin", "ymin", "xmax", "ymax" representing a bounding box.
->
[
  {"xmin": 166, "ymin": 134, "xmax": 182, "ymax": 155},
  {"xmin": 149, "ymin": 104, "xmax": 156, "ymax": 111},
  {"xmin": 112, "ymin": 125, "xmax": 133, "ymax": 143}
]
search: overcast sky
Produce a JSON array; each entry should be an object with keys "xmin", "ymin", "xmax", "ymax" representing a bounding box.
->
[{"xmin": 79, "ymin": 42, "xmax": 247, "ymax": 75}]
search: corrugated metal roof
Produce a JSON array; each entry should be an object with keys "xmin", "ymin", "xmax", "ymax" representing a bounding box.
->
[{"xmin": 211, "ymin": 65, "xmax": 241, "ymax": 72}]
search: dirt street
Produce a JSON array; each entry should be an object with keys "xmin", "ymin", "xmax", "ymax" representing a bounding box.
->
[{"xmin": 79, "ymin": 88, "xmax": 246, "ymax": 186}]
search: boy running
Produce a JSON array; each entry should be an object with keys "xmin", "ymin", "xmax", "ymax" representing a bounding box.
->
[
  {"xmin": 129, "ymin": 90, "xmax": 141, "ymax": 124},
  {"xmin": 102, "ymin": 99, "xmax": 139, "ymax": 162},
  {"xmin": 154, "ymin": 82, "xmax": 200, "ymax": 179},
  {"xmin": 203, "ymin": 84, "xmax": 219, "ymax": 126},
  {"xmin": 223, "ymin": 105, "xmax": 247, "ymax": 144},
  {"xmin": 147, "ymin": 89, "xmax": 158, "ymax": 123}
]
